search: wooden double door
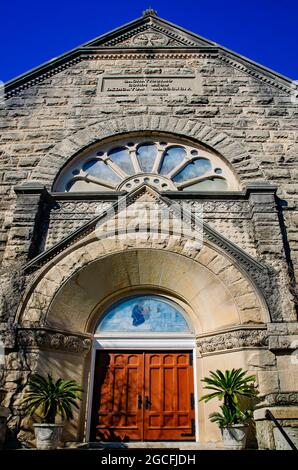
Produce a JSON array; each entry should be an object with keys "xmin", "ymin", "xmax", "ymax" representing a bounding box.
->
[{"xmin": 90, "ymin": 350, "xmax": 195, "ymax": 441}]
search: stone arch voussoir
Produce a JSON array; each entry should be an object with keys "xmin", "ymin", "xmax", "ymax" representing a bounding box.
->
[
  {"xmin": 30, "ymin": 115, "xmax": 265, "ymax": 188},
  {"xmin": 18, "ymin": 234, "xmax": 268, "ymax": 334}
]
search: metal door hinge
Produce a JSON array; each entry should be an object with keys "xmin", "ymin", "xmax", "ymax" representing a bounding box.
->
[{"xmin": 190, "ymin": 393, "xmax": 195, "ymax": 410}]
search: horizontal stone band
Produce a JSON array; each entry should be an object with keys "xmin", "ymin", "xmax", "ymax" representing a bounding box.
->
[{"xmin": 197, "ymin": 328, "xmax": 268, "ymax": 354}]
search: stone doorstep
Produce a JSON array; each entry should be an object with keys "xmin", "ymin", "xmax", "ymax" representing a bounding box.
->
[{"xmin": 65, "ymin": 441, "xmax": 223, "ymax": 450}]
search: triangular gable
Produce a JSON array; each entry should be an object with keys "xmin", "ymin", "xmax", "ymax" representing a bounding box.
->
[
  {"xmin": 86, "ymin": 12, "xmax": 215, "ymax": 48},
  {"xmin": 23, "ymin": 184, "xmax": 279, "ymax": 324},
  {"xmin": 4, "ymin": 12, "xmax": 294, "ymax": 98}
]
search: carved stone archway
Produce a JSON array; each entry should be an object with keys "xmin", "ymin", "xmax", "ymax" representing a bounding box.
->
[
  {"xmin": 15, "ymin": 235, "xmax": 270, "ymax": 445},
  {"xmin": 18, "ymin": 234, "xmax": 269, "ymax": 333}
]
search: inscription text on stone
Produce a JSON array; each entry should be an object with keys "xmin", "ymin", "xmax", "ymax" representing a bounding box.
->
[{"xmin": 101, "ymin": 76, "xmax": 201, "ymax": 94}]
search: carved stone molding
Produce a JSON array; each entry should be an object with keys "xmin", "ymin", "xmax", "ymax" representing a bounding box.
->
[
  {"xmin": 178, "ymin": 199, "xmax": 250, "ymax": 215},
  {"xmin": 49, "ymin": 201, "xmax": 113, "ymax": 220},
  {"xmin": 17, "ymin": 329, "xmax": 91, "ymax": 354},
  {"xmin": 5, "ymin": 49, "xmax": 292, "ymax": 99},
  {"xmin": 102, "ymin": 23, "xmax": 198, "ymax": 48},
  {"xmin": 197, "ymin": 328, "xmax": 268, "ymax": 354},
  {"xmin": 48, "ymin": 200, "xmax": 250, "ymax": 229},
  {"xmin": 126, "ymin": 32, "xmax": 170, "ymax": 47},
  {"xmin": 265, "ymin": 393, "xmax": 298, "ymax": 406}
]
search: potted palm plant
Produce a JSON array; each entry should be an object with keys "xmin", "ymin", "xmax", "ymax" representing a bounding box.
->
[
  {"xmin": 21, "ymin": 373, "xmax": 83, "ymax": 450},
  {"xmin": 200, "ymin": 368, "xmax": 258, "ymax": 450}
]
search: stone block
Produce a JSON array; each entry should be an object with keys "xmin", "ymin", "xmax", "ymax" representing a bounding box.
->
[
  {"xmin": 188, "ymin": 96, "xmax": 209, "ymax": 104},
  {"xmin": 207, "ymin": 255, "xmax": 232, "ymax": 274},
  {"xmin": 236, "ymin": 293, "xmax": 259, "ymax": 309},
  {"xmin": 269, "ymin": 335, "xmax": 298, "ymax": 350},
  {"xmin": 247, "ymin": 350, "xmax": 276, "ymax": 369},
  {"xmin": 257, "ymin": 371, "xmax": 280, "ymax": 395},
  {"xmin": 273, "ymin": 425, "xmax": 298, "ymax": 450},
  {"xmin": 229, "ymin": 279, "xmax": 252, "ymax": 297},
  {"xmin": 278, "ymin": 366, "xmax": 298, "ymax": 392},
  {"xmin": 246, "ymin": 131, "xmax": 270, "ymax": 141},
  {"xmin": 239, "ymin": 307, "xmax": 263, "ymax": 324},
  {"xmin": 195, "ymin": 107, "xmax": 219, "ymax": 116},
  {"xmin": 218, "ymin": 265, "xmax": 243, "ymax": 285},
  {"xmin": 195, "ymin": 246, "xmax": 217, "ymax": 266}
]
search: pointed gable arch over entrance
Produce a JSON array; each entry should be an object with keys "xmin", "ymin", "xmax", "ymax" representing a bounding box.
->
[
  {"xmin": 19, "ymin": 239, "xmax": 269, "ymax": 333},
  {"xmin": 21, "ymin": 184, "xmax": 277, "ymax": 327},
  {"xmin": 18, "ymin": 184, "xmax": 271, "ymax": 333}
]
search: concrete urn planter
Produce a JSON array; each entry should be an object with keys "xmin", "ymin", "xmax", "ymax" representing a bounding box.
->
[
  {"xmin": 33, "ymin": 423, "xmax": 63, "ymax": 450},
  {"xmin": 221, "ymin": 424, "xmax": 249, "ymax": 450}
]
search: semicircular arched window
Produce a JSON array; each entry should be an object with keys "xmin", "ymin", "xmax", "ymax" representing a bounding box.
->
[
  {"xmin": 96, "ymin": 295, "xmax": 191, "ymax": 333},
  {"xmin": 54, "ymin": 136, "xmax": 239, "ymax": 192}
]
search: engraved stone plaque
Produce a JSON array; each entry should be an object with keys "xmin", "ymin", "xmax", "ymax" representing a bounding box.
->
[{"xmin": 100, "ymin": 75, "xmax": 201, "ymax": 94}]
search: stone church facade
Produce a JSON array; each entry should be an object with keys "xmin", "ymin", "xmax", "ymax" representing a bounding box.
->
[{"xmin": 0, "ymin": 11, "xmax": 297, "ymax": 449}]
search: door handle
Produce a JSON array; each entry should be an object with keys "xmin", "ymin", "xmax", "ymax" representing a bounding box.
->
[
  {"xmin": 145, "ymin": 396, "xmax": 151, "ymax": 409},
  {"xmin": 137, "ymin": 394, "xmax": 142, "ymax": 409}
]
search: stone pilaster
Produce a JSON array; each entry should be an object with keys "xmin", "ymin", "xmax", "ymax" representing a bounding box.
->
[
  {"xmin": 248, "ymin": 183, "xmax": 297, "ymax": 322},
  {"xmin": 253, "ymin": 322, "xmax": 298, "ymax": 449},
  {"xmin": 0, "ymin": 183, "xmax": 50, "ymax": 324}
]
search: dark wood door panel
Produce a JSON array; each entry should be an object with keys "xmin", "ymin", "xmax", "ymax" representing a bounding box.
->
[
  {"xmin": 91, "ymin": 350, "xmax": 195, "ymax": 442},
  {"xmin": 91, "ymin": 351, "xmax": 144, "ymax": 441},
  {"xmin": 143, "ymin": 352, "xmax": 195, "ymax": 441}
]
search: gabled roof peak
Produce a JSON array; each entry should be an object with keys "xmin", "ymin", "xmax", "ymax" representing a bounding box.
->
[{"xmin": 85, "ymin": 13, "xmax": 214, "ymax": 48}]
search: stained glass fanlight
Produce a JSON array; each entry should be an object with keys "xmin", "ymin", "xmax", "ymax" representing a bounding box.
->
[
  {"xmin": 95, "ymin": 295, "xmax": 191, "ymax": 333},
  {"xmin": 54, "ymin": 136, "xmax": 239, "ymax": 192}
]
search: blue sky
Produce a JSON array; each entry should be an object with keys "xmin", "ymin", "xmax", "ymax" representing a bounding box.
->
[{"xmin": 1, "ymin": 0, "xmax": 297, "ymax": 82}]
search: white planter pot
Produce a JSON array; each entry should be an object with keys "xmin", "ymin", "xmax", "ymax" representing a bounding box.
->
[
  {"xmin": 33, "ymin": 423, "xmax": 63, "ymax": 450},
  {"xmin": 221, "ymin": 424, "xmax": 249, "ymax": 450}
]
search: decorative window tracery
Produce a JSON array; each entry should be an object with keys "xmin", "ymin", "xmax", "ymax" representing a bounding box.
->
[{"xmin": 54, "ymin": 136, "xmax": 239, "ymax": 192}]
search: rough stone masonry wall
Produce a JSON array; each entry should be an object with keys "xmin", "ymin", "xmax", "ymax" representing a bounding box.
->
[
  {"xmin": 0, "ymin": 55, "xmax": 297, "ymax": 271},
  {"xmin": 0, "ymin": 46, "xmax": 297, "ymax": 449},
  {"xmin": 0, "ymin": 53, "xmax": 297, "ymax": 314}
]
